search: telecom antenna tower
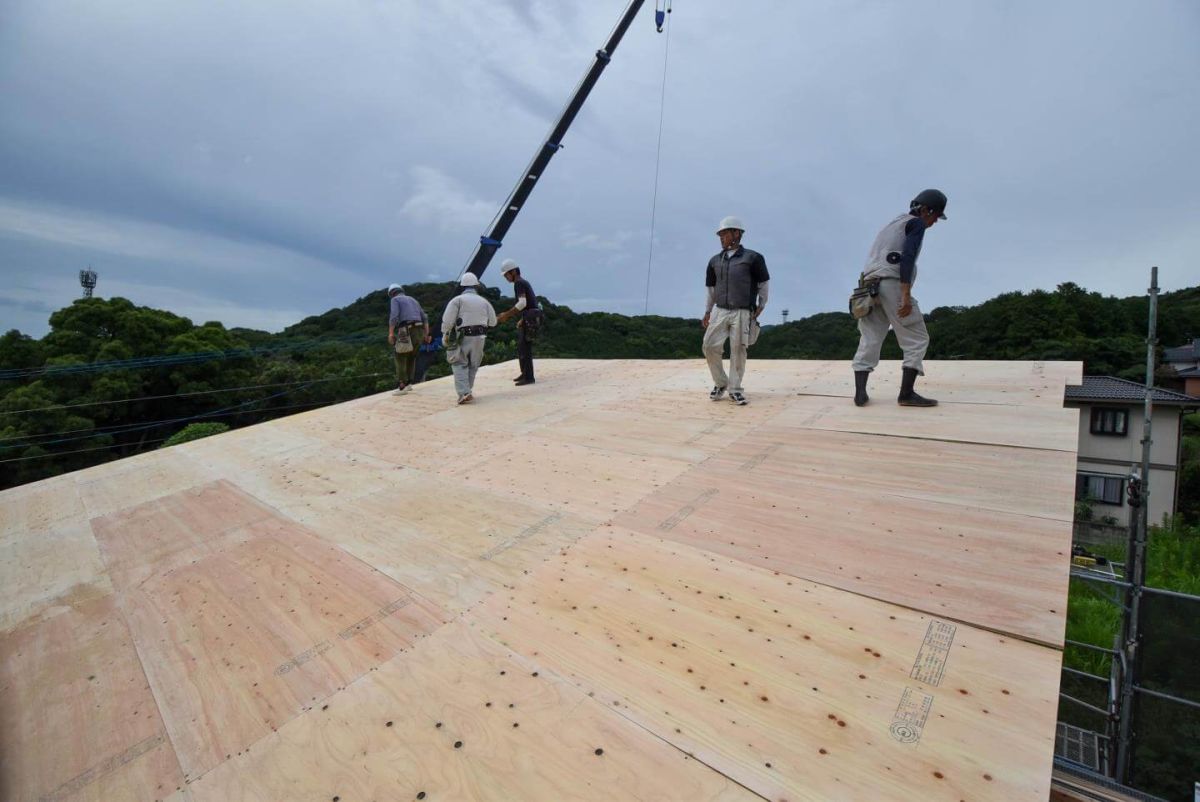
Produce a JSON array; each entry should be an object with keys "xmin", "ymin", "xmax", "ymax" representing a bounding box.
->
[
  {"xmin": 781, "ymin": 308, "xmax": 790, "ymax": 324},
  {"xmin": 79, "ymin": 268, "xmax": 98, "ymax": 299}
]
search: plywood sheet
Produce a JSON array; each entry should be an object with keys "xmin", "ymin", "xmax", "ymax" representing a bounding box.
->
[
  {"xmin": 614, "ymin": 464, "xmax": 1071, "ymax": 646},
  {"xmin": 793, "ymin": 360, "xmax": 1082, "ymax": 408},
  {"xmin": 295, "ymin": 475, "xmax": 596, "ymax": 613},
  {"xmin": 0, "ymin": 594, "xmax": 184, "ymax": 801},
  {"xmin": 0, "ymin": 473, "xmax": 88, "ymax": 537},
  {"xmin": 180, "ymin": 443, "xmax": 408, "ymax": 525},
  {"xmin": 170, "ymin": 620, "xmax": 755, "ymax": 802},
  {"xmin": 75, "ymin": 450, "xmax": 216, "ymax": 519},
  {"xmin": 536, "ymin": 407, "xmax": 756, "ymax": 463},
  {"xmin": 773, "ymin": 395, "xmax": 1081, "ymax": 451},
  {"xmin": 91, "ymin": 479, "xmax": 278, "ymax": 591},
  {"xmin": 446, "ymin": 435, "xmax": 695, "ymax": 523},
  {"xmin": 471, "ymin": 527, "xmax": 1061, "ymax": 802},
  {"xmin": 117, "ymin": 491, "xmax": 448, "ymax": 780},
  {"xmin": 0, "ymin": 520, "xmax": 112, "ymax": 634},
  {"xmin": 700, "ymin": 425, "xmax": 1078, "ymax": 521}
]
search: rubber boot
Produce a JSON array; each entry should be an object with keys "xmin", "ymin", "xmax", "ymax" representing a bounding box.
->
[
  {"xmin": 853, "ymin": 371, "xmax": 870, "ymax": 407},
  {"xmin": 898, "ymin": 367, "xmax": 937, "ymax": 407}
]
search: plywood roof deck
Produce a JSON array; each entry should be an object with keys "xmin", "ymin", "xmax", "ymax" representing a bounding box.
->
[{"xmin": 0, "ymin": 358, "xmax": 1080, "ymax": 801}]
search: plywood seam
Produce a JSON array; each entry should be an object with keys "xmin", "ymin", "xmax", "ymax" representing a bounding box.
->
[
  {"xmin": 107, "ymin": 587, "xmax": 189, "ymax": 793},
  {"xmin": 786, "ymin": 426, "xmax": 1079, "ymax": 454},
  {"xmin": 471, "ymin": 625, "xmax": 774, "ymax": 802},
  {"xmin": 794, "ymin": 390, "xmax": 1070, "ymax": 409}
]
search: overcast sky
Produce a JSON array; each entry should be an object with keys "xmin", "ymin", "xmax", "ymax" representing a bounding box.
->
[{"xmin": 1, "ymin": 1, "xmax": 1197, "ymax": 338}]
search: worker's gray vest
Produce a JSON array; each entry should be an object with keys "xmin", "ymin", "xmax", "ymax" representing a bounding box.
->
[
  {"xmin": 862, "ymin": 214, "xmax": 921, "ymax": 283},
  {"xmin": 710, "ymin": 247, "xmax": 762, "ymax": 310}
]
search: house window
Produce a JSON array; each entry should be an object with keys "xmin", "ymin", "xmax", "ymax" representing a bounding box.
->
[
  {"xmin": 1076, "ymin": 473, "xmax": 1125, "ymax": 505},
  {"xmin": 1090, "ymin": 407, "xmax": 1128, "ymax": 436}
]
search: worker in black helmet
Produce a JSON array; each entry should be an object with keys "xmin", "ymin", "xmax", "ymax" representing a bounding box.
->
[{"xmin": 851, "ymin": 189, "xmax": 947, "ymax": 407}]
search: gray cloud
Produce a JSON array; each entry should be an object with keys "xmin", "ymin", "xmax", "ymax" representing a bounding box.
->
[{"xmin": 1, "ymin": 0, "xmax": 1197, "ymax": 339}]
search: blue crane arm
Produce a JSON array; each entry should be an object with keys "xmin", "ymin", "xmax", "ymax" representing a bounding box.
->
[{"xmin": 463, "ymin": 0, "xmax": 648, "ymax": 279}]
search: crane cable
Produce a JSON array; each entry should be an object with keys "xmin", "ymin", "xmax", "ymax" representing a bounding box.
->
[{"xmin": 643, "ymin": 0, "xmax": 673, "ymax": 314}]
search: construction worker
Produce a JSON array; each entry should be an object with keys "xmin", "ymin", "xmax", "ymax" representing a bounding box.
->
[
  {"xmin": 851, "ymin": 189, "xmax": 947, "ymax": 407},
  {"xmin": 702, "ymin": 216, "xmax": 769, "ymax": 406},
  {"xmin": 495, "ymin": 258, "xmax": 541, "ymax": 386},
  {"xmin": 442, "ymin": 273, "xmax": 496, "ymax": 404},
  {"xmin": 387, "ymin": 283, "xmax": 429, "ymax": 395}
]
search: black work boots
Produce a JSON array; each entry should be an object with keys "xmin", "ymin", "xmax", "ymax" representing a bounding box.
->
[
  {"xmin": 897, "ymin": 367, "xmax": 938, "ymax": 407},
  {"xmin": 853, "ymin": 371, "xmax": 870, "ymax": 406}
]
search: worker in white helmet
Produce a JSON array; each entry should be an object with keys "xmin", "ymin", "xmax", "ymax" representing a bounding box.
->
[
  {"xmin": 702, "ymin": 216, "xmax": 769, "ymax": 405},
  {"xmin": 387, "ymin": 283, "xmax": 430, "ymax": 395},
  {"xmin": 442, "ymin": 273, "xmax": 497, "ymax": 404},
  {"xmin": 495, "ymin": 258, "xmax": 542, "ymax": 386}
]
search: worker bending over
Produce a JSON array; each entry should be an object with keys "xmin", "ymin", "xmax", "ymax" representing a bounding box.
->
[
  {"xmin": 703, "ymin": 216, "xmax": 769, "ymax": 406},
  {"xmin": 496, "ymin": 259, "xmax": 542, "ymax": 386},
  {"xmin": 387, "ymin": 283, "xmax": 429, "ymax": 395},
  {"xmin": 851, "ymin": 189, "xmax": 947, "ymax": 407},
  {"xmin": 442, "ymin": 273, "xmax": 497, "ymax": 404}
]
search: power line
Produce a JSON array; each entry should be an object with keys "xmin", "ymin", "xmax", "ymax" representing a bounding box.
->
[
  {"xmin": 0, "ymin": 371, "xmax": 389, "ymax": 417},
  {"xmin": 0, "ymin": 397, "xmax": 350, "ymax": 463},
  {"xmin": 0, "ymin": 383, "xmax": 312, "ymax": 451},
  {"xmin": 0, "ymin": 331, "xmax": 380, "ymax": 381}
]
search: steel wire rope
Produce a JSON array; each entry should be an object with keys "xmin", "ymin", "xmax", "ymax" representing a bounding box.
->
[{"xmin": 643, "ymin": 3, "xmax": 672, "ymax": 314}]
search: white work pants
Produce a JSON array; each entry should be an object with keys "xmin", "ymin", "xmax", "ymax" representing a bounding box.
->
[
  {"xmin": 851, "ymin": 279, "xmax": 929, "ymax": 374},
  {"xmin": 703, "ymin": 307, "xmax": 751, "ymax": 393},
  {"xmin": 452, "ymin": 336, "xmax": 485, "ymax": 397}
]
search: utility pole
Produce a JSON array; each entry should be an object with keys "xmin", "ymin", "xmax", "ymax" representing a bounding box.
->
[{"xmin": 1114, "ymin": 266, "xmax": 1157, "ymax": 782}]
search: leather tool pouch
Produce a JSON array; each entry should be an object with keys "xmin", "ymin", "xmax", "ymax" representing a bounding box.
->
[{"xmin": 849, "ymin": 276, "xmax": 881, "ymax": 319}]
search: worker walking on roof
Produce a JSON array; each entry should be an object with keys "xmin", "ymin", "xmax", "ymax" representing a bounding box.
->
[
  {"xmin": 495, "ymin": 259, "xmax": 542, "ymax": 386},
  {"xmin": 442, "ymin": 273, "xmax": 497, "ymax": 404},
  {"xmin": 851, "ymin": 189, "xmax": 947, "ymax": 408},
  {"xmin": 387, "ymin": 283, "xmax": 430, "ymax": 395},
  {"xmin": 703, "ymin": 216, "xmax": 769, "ymax": 406}
]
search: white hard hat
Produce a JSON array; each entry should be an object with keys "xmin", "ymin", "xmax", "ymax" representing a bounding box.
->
[
  {"xmin": 499, "ymin": 258, "xmax": 519, "ymax": 274},
  {"xmin": 716, "ymin": 216, "xmax": 745, "ymax": 233},
  {"xmin": 387, "ymin": 283, "xmax": 403, "ymax": 293},
  {"xmin": 459, "ymin": 273, "xmax": 480, "ymax": 287}
]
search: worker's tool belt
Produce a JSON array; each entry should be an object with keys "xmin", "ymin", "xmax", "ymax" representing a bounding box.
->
[
  {"xmin": 458, "ymin": 325, "xmax": 488, "ymax": 336},
  {"xmin": 849, "ymin": 275, "xmax": 881, "ymax": 319},
  {"xmin": 393, "ymin": 324, "xmax": 416, "ymax": 354},
  {"xmin": 520, "ymin": 308, "xmax": 545, "ymax": 342}
]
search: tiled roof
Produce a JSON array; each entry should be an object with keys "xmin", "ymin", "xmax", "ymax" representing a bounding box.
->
[
  {"xmin": 1164, "ymin": 338, "xmax": 1199, "ymax": 363},
  {"xmin": 1065, "ymin": 375, "xmax": 1198, "ymax": 405}
]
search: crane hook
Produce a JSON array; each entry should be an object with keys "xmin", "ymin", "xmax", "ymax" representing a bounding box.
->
[{"xmin": 655, "ymin": 0, "xmax": 672, "ymax": 33}]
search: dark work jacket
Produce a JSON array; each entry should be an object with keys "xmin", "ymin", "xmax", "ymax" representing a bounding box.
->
[{"xmin": 705, "ymin": 247, "xmax": 770, "ymax": 310}]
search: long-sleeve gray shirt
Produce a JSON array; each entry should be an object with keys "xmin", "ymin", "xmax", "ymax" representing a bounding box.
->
[{"xmin": 389, "ymin": 293, "xmax": 428, "ymax": 327}]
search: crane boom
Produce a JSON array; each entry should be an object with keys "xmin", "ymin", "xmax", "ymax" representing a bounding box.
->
[{"xmin": 463, "ymin": 0, "xmax": 648, "ymax": 279}]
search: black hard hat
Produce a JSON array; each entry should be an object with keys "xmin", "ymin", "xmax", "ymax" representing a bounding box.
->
[{"xmin": 911, "ymin": 189, "xmax": 948, "ymax": 220}]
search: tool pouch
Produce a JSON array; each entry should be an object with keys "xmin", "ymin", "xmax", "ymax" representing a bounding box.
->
[
  {"xmin": 444, "ymin": 327, "xmax": 463, "ymax": 365},
  {"xmin": 849, "ymin": 276, "xmax": 881, "ymax": 319},
  {"xmin": 521, "ymin": 308, "xmax": 545, "ymax": 342},
  {"xmin": 393, "ymin": 325, "xmax": 414, "ymax": 354}
]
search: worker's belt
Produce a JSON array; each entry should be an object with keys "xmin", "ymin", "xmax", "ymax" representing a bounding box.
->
[
  {"xmin": 400, "ymin": 321, "xmax": 425, "ymax": 326},
  {"xmin": 458, "ymin": 325, "xmax": 488, "ymax": 336}
]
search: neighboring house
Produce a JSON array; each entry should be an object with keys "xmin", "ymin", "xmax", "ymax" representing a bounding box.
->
[
  {"xmin": 1064, "ymin": 376, "xmax": 1198, "ymax": 527},
  {"xmin": 1163, "ymin": 337, "xmax": 1200, "ymax": 396}
]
